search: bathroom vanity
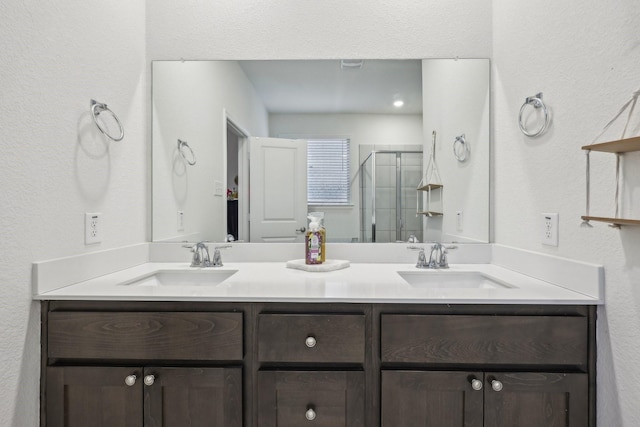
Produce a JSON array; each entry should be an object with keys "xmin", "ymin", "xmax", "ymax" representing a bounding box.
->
[
  {"xmin": 35, "ymin": 244, "xmax": 601, "ymax": 427},
  {"xmin": 41, "ymin": 300, "xmax": 594, "ymax": 426}
]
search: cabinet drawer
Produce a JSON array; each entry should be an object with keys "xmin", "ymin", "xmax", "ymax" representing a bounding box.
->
[
  {"xmin": 257, "ymin": 370, "xmax": 365, "ymax": 427},
  {"xmin": 257, "ymin": 314, "xmax": 365, "ymax": 364},
  {"xmin": 381, "ymin": 314, "xmax": 587, "ymax": 367},
  {"xmin": 48, "ymin": 311, "xmax": 243, "ymax": 361}
]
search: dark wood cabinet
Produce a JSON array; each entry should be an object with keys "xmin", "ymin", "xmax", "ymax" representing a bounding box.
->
[
  {"xmin": 46, "ymin": 366, "xmax": 143, "ymax": 427},
  {"xmin": 46, "ymin": 366, "xmax": 241, "ymax": 427},
  {"xmin": 483, "ymin": 371, "xmax": 588, "ymax": 427},
  {"xmin": 257, "ymin": 371, "xmax": 365, "ymax": 427},
  {"xmin": 381, "ymin": 370, "xmax": 588, "ymax": 427},
  {"xmin": 144, "ymin": 367, "xmax": 242, "ymax": 427},
  {"xmin": 41, "ymin": 301, "xmax": 595, "ymax": 426},
  {"xmin": 381, "ymin": 370, "xmax": 484, "ymax": 427}
]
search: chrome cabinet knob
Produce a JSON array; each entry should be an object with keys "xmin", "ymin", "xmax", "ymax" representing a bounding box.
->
[
  {"xmin": 491, "ymin": 379, "xmax": 503, "ymax": 392},
  {"xmin": 296, "ymin": 227, "xmax": 306, "ymax": 233},
  {"xmin": 124, "ymin": 375, "xmax": 137, "ymax": 387},
  {"xmin": 144, "ymin": 375, "xmax": 156, "ymax": 386},
  {"xmin": 470, "ymin": 378, "xmax": 483, "ymax": 391},
  {"xmin": 305, "ymin": 407, "xmax": 316, "ymax": 421},
  {"xmin": 305, "ymin": 336, "xmax": 317, "ymax": 348}
]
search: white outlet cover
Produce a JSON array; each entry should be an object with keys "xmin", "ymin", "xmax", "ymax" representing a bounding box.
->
[
  {"xmin": 85, "ymin": 212, "xmax": 102, "ymax": 245},
  {"xmin": 541, "ymin": 212, "xmax": 559, "ymax": 246}
]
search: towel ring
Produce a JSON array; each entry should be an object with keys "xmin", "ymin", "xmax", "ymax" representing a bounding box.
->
[
  {"xmin": 518, "ymin": 93, "xmax": 550, "ymax": 137},
  {"xmin": 453, "ymin": 134, "xmax": 469, "ymax": 162},
  {"xmin": 90, "ymin": 100, "xmax": 124, "ymax": 141},
  {"xmin": 178, "ymin": 139, "xmax": 196, "ymax": 165}
]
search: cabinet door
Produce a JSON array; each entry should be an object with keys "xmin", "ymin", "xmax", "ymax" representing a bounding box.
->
[
  {"xmin": 257, "ymin": 370, "xmax": 365, "ymax": 427},
  {"xmin": 381, "ymin": 370, "xmax": 484, "ymax": 427},
  {"xmin": 483, "ymin": 372, "xmax": 588, "ymax": 427},
  {"xmin": 46, "ymin": 366, "xmax": 143, "ymax": 427},
  {"xmin": 144, "ymin": 367, "xmax": 242, "ymax": 427}
]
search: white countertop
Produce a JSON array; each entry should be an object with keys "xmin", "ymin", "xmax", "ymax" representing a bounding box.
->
[{"xmin": 34, "ymin": 260, "xmax": 601, "ymax": 305}]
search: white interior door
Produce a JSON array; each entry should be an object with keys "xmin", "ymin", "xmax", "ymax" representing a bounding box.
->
[{"xmin": 249, "ymin": 137, "xmax": 308, "ymax": 242}]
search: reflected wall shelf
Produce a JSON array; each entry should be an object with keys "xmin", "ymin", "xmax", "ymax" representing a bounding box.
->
[
  {"xmin": 582, "ymin": 136, "xmax": 640, "ymax": 227},
  {"xmin": 417, "ymin": 183, "xmax": 443, "ymax": 192},
  {"xmin": 417, "ymin": 211, "xmax": 443, "ymax": 217}
]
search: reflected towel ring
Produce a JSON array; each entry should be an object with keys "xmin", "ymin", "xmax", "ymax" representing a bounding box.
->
[
  {"xmin": 453, "ymin": 134, "xmax": 469, "ymax": 162},
  {"xmin": 518, "ymin": 93, "xmax": 550, "ymax": 137},
  {"xmin": 90, "ymin": 99, "xmax": 124, "ymax": 141},
  {"xmin": 178, "ymin": 139, "xmax": 196, "ymax": 165}
]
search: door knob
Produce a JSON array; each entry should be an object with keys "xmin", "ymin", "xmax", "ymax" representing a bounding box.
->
[
  {"xmin": 144, "ymin": 375, "xmax": 156, "ymax": 386},
  {"xmin": 296, "ymin": 227, "xmax": 306, "ymax": 233}
]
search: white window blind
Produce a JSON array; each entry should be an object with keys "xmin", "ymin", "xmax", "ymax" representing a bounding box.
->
[{"xmin": 307, "ymin": 138, "xmax": 351, "ymax": 205}]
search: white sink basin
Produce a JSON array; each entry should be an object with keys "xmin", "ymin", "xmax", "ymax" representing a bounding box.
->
[
  {"xmin": 122, "ymin": 270, "xmax": 238, "ymax": 287},
  {"xmin": 397, "ymin": 270, "xmax": 514, "ymax": 289}
]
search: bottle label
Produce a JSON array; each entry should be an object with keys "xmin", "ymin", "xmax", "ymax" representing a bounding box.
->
[{"xmin": 306, "ymin": 231, "xmax": 323, "ymax": 264}]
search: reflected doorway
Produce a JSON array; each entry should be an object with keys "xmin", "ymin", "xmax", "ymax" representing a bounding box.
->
[{"xmin": 225, "ymin": 113, "xmax": 250, "ymax": 242}]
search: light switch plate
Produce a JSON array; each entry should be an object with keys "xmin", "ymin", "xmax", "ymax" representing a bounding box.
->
[{"xmin": 214, "ymin": 180, "xmax": 224, "ymax": 196}]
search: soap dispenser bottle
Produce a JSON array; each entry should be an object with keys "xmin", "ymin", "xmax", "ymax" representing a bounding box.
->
[{"xmin": 305, "ymin": 213, "xmax": 325, "ymax": 265}]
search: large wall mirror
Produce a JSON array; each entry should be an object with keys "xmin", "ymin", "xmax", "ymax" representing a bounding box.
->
[{"xmin": 152, "ymin": 59, "xmax": 489, "ymax": 244}]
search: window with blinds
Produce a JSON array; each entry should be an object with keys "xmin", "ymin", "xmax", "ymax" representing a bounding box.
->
[{"xmin": 307, "ymin": 138, "xmax": 351, "ymax": 205}]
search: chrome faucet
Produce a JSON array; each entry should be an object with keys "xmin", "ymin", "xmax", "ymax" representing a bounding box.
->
[
  {"xmin": 409, "ymin": 243, "xmax": 457, "ymax": 269},
  {"xmin": 183, "ymin": 242, "xmax": 232, "ymax": 267},
  {"xmin": 183, "ymin": 241, "xmax": 213, "ymax": 267}
]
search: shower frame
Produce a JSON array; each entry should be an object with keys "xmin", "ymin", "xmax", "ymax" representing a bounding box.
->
[{"xmin": 360, "ymin": 150, "xmax": 423, "ymax": 243}]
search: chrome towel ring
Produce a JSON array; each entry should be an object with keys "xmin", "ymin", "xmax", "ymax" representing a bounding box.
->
[
  {"xmin": 90, "ymin": 99, "xmax": 124, "ymax": 141},
  {"xmin": 453, "ymin": 134, "xmax": 469, "ymax": 162},
  {"xmin": 518, "ymin": 92, "xmax": 550, "ymax": 137},
  {"xmin": 178, "ymin": 139, "xmax": 196, "ymax": 165}
]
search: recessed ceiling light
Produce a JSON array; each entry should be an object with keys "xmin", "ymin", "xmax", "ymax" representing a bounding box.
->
[{"xmin": 393, "ymin": 100, "xmax": 404, "ymax": 108}]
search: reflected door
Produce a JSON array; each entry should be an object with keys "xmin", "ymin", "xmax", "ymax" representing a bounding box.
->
[{"xmin": 249, "ymin": 137, "xmax": 308, "ymax": 242}]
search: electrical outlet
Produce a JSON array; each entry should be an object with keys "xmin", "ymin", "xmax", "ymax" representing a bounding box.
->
[
  {"xmin": 85, "ymin": 212, "xmax": 102, "ymax": 245},
  {"xmin": 541, "ymin": 213, "xmax": 558, "ymax": 246},
  {"xmin": 177, "ymin": 210, "xmax": 184, "ymax": 231}
]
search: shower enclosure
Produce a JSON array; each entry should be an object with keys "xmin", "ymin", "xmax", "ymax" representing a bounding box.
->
[{"xmin": 360, "ymin": 150, "xmax": 423, "ymax": 243}]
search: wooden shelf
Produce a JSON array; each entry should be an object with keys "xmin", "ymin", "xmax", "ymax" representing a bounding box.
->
[
  {"xmin": 417, "ymin": 211, "xmax": 443, "ymax": 217},
  {"xmin": 581, "ymin": 216, "xmax": 640, "ymax": 227},
  {"xmin": 581, "ymin": 136, "xmax": 640, "ymax": 153},
  {"xmin": 417, "ymin": 183, "xmax": 443, "ymax": 192}
]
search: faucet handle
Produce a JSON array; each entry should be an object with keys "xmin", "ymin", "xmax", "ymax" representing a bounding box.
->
[
  {"xmin": 439, "ymin": 245, "xmax": 457, "ymax": 268},
  {"xmin": 211, "ymin": 244, "xmax": 232, "ymax": 267}
]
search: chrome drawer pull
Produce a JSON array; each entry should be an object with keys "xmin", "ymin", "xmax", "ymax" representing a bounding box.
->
[
  {"xmin": 305, "ymin": 336, "xmax": 317, "ymax": 348},
  {"xmin": 491, "ymin": 379, "xmax": 503, "ymax": 392},
  {"xmin": 470, "ymin": 378, "xmax": 483, "ymax": 391},
  {"xmin": 305, "ymin": 407, "xmax": 316, "ymax": 421}
]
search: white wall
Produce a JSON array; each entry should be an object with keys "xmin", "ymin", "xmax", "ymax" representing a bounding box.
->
[
  {"xmin": 152, "ymin": 61, "xmax": 268, "ymax": 242},
  {"xmin": 0, "ymin": 1, "xmax": 146, "ymax": 424},
  {"xmin": 422, "ymin": 59, "xmax": 491, "ymax": 243},
  {"xmin": 492, "ymin": 1, "xmax": 640, "ymax": 425},
  {"xmin": 269, "ymin": 113, "xmax": 423, "ymax": 242}
]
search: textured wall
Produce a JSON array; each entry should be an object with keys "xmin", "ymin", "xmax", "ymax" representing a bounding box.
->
[
  {"xmin": 492, "ymin": 0, "xmax": 640, "ymax": 424},
  {"xmin": 146, "ymin": 0, "xmax": 492, "ymax": 61},
  {"xmin": 0, "ymin": 1, "xmax": 146, "ymax": 424}
]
